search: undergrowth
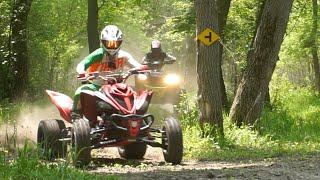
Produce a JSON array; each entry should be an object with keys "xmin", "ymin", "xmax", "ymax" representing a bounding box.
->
[
  {"xmin": 0, "ymin": 143, "xmax": 117, "ymax": 179},
  {"xmin": 0, "ymin": 98, "xmax": 49, "ymax": 124},
  {"xmin": 178, "ymin": 81, "xmax": 320, "ymax": 161}
]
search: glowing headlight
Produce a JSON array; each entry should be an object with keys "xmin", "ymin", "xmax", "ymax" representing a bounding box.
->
[
  {"xmin": 164, "ymin": 74, "xmax": 180, "ymax": 85},
  {"xmin": 137, "ymin": 74, "xmax": 147, "ymax": 81}
]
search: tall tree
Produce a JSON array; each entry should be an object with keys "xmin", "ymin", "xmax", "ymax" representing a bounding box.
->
[
  {"xmin": 195, "ymin": 0, "xmax": 223, "ymax": 136},
  {"xmin": 311, "ymin": 0, "xmax": 320, "ymax": 93},
  {"xmin": 0, "ymin": 0, "xmax": 13, "ymax": 100},
  {"xmin": 9, "ymin": 0, "xmax": 33, "ymax": 99},
  {"xmin": 87, "ymin": 0, "xmax": 99, "ymax": 53},
  {"xmin": 217, "ymin": 0, "xmax": 231, "ymax": 110},
  {"xmin": 229, "ymin": 0, "xmax": 293, "ymax": 126},
  {"xmin": 252, "ymin": 0, "xmax": 272, "ymax": 104}
]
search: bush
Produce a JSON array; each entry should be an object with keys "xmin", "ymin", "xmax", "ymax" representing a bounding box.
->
[{"xmin": 178, "ymin": 86, "xmax": 320, "ymax": 160}]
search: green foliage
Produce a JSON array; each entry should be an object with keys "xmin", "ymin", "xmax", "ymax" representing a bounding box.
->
[
  {"xmin": 178, "ymin": 83, "xmax": 320, "ymax": 160},
  {"xmin": 0, "ymin": 101, "xmax": 23, "ymax": 124},
  {"xmin": 260, "ymin": 77, "xmax": 320, "ymax": 142},
  {"xmin": 278, "ymin": 0, "xmax": 314, "ymax": 87},
  {"xmin": 27, "ymin": 0, "xmax": 87, "ymax": 98},
  {"xmin": 0, "ymin": 144, "xmax": 117, "ymax": 179},
  {"xmin": 177, "ymin": 92, "xmax": 199, "ymax": 127},
  {"xmin": 0, "ymin": 0, "xmax": 13, "ymax": 100},
  {"xmin": 0, "ymin": 0, "xmax": 319, "ymax": 166}
]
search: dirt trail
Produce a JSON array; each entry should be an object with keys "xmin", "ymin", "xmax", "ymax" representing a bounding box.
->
[{"xmin": 89, "ymin": 147, "xmax": 320, "ymax": 179}]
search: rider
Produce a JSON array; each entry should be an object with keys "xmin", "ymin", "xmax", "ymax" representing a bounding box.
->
[
  {"xmin": 71, "ymin": 25, "xmax": 142, "ymax": 118},
  {"xmin": 142, "ymin": 40, "xmax": 176, "ymax": 68}
]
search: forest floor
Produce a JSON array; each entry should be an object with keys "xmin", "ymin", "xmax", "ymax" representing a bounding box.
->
[{"xmin": 89, "ymin": 147, "xmax": 320, "ymax": 180}]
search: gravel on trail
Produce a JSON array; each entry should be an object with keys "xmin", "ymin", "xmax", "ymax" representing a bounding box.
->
[{"xmin": 88, "ymin": 147, "xmax": 320, "ymax": 180}]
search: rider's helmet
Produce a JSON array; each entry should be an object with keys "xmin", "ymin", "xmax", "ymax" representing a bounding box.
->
[
  {"xmin": 100, "ymin": 25, "xmax": 123, "ymax": 55},
  {"xmin": 151, "ymin": 40, "xmax": 162, "ymax": 53}
]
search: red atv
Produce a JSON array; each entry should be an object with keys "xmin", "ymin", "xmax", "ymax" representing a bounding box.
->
[{"xmin": 37, "ymin": 67, "xmax": 183, "ymax": 167}]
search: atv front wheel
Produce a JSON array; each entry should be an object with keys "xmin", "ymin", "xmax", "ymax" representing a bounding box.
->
[
  {"xmin": 72, "ymin": 119, "xmax": 91, "ymax": 167},
  {"xmin": 118, "ymin": 142, "xmax": 147, "ymax": 159},
  {"xmin": 162, "ymin": 117, "xmax": 183, "ymax": 164},
  {"xmin": 37, "ymin": 119, "xmax": 67, "ymax": 160}
]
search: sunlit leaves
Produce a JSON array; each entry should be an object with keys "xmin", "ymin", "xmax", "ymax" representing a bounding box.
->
[{"xmin": 277, "ymin": 0, "xmax": 313, "ymax": 87}]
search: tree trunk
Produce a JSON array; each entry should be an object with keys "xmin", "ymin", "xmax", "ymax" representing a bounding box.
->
[
  {"xmin": 312, "ymin": 0, "xmax": 320, "ymax": 93},
  {"xmin": 10, "ymin": 0, "xmax": 33, "ymax": 100},
  {"xmin": 217, "ymin": 0, "xmax": 231, "ymax": 110},
  {"xmin": 229, "ymin": 0, "xmax": 293, "ymax": 126},
  {"xmin": 247, "ymin": 0, "xmax": 266, "ymax": 62},
  {"xmin": 196, "ymin": 0, "xmax": 223, "ymax": 137},
  {"xmin": 87, "ymin": 0, "xmax": 100, "ymax": 53}
]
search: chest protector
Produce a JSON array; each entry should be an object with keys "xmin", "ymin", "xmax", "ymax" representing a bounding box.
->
[{"xmin": 87, "ymin": 54, "xmax": 125, "ymax": 72}]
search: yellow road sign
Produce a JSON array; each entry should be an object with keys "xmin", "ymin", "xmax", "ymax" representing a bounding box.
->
[{"xmin": 196, "ymin": 28, "xmax": 220, "ymax": 46}]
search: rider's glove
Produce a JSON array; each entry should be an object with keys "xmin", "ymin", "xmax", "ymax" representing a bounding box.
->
[{"xmin": 77, "ymin": 73, "xmax": 86, "ymax": 78}]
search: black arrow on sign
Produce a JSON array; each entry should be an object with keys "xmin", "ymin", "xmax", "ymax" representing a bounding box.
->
[{"xmin": 205, "ymin": 32, "xmax": 212, "ymax": 42}]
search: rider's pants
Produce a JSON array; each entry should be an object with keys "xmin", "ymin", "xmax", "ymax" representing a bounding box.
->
[{"xmin": 72, "ymin": 83, "xmax": 100, "ymax": 112}]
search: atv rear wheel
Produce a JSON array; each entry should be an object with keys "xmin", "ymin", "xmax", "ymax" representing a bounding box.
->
[
  {"xmin": 72, "ymin": 119, "xmax": 91, "ymax": 167},
  {"xmin": 162, "ymin": 117, "xmax": 183, "ymax": 164},
  {"xmin": 37, "ymin": 119, "xmax": 67, "ymax": 160},
  {"xmin": 118, "ymin": 142, "xmax": 147, "ymax": 159}
]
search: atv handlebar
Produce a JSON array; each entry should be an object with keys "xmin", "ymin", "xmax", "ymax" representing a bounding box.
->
[{"xmin": 77, "ymin": 67, "xmax": 150, "ymax": 85}]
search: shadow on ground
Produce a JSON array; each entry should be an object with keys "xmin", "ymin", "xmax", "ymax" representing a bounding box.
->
[{"xmin": 88, "ymin": 154, "xmax": 320, "ymax": 180}]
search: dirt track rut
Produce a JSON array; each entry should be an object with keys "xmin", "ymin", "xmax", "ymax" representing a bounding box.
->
[{"xmin": 89, "ymin": 147, "xmax": 320, "ymax": 180}]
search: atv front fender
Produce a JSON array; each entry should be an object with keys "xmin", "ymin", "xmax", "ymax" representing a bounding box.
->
[{"xmin": 46, "ymin": 90, "xmax": 73, "ymax": 123}]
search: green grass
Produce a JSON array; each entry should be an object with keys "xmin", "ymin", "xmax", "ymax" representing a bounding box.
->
[
  {"xmin": 179, "ymin": 84, "xmax": 320, "ymax": 161},
  {"xmin": 0, "ymin": 145, "xmax": 117, "ymax": 179},
  {"xmin": 259, "ymin": 87, "xmax": 320, "ymax": 142},
  {"xmin": 0, "ymin": 100, "xmax": 23, "ymax": 124}
]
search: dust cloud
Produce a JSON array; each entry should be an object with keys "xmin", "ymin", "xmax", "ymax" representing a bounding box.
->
[{"xmin": 0, "ymin": 105, "xmax": 62, "ymax": 149}]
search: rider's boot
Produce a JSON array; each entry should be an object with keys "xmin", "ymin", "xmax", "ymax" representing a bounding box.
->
[
  {"xmin": 71, "ymin": 99, "xmax": 82, "ymax": 121},
  {"xmin": 70, "ymin": 109, "xmax": 82, "ymax": 122}
]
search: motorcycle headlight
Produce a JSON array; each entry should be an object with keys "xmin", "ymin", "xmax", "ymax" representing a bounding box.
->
[
  {"xmin": 164, "ymin": 74, "xmax": 180, "ymax": 85},
  {"xmin": 137, "ymin": 74, "xmax": 148, "ymax": 81}
]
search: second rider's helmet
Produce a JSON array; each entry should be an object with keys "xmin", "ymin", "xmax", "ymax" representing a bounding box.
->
[{"xmin": 151, "ymin": 40, "xmax": 162, "ymax": 53}]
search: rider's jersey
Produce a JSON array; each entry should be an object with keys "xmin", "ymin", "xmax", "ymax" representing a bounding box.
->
[{"xmin": 76, "ymin": 48, "xmax": 141, "ymax": 74}]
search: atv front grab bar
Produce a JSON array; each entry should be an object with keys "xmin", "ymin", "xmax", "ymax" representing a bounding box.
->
[{"xmin": 110, "ymin": 114, "xmax": 154, "ymax": 131}]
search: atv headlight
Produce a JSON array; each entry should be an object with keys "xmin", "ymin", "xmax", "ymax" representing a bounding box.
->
[
  {"xmin": 164, "ymin": 74, "xmax": 180, "ymax": 85},
  {"xmin": 137, "ymin": 74, "xmax": 147, "ymax": 81},
  {"xmin": 130, "ymin": 120, "xmax": 138, "ymax": 128}
]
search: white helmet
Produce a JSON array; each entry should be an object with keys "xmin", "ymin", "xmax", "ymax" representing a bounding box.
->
[
  {"xmin": 100, "ymin": 25, "xmax": 123, "ymax": 55},
  {"xmin": 151, "ymin": 40, "xmax": 161, "ymax": 49}
]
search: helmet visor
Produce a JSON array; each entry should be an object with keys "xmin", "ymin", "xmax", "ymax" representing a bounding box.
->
[{"xmin": 102, "ymin": 40, "xmax": 122, "ymax": 50}]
